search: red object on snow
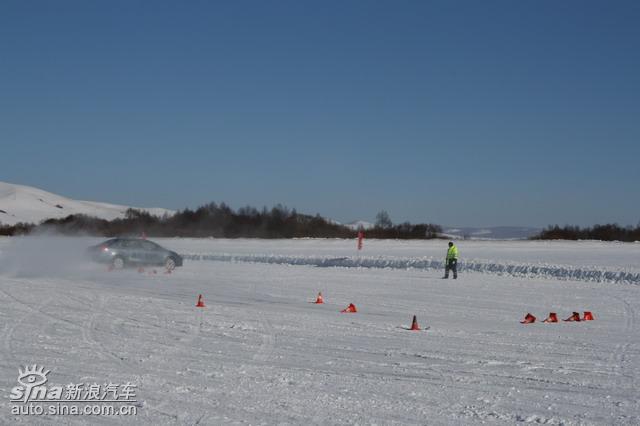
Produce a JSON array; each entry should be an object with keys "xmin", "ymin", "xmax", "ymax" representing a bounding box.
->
[
  {"xmin": 196, "ymin": 294, "xmax": 206, "ymax": 308},
  {"xmin": 341, "ymin": 303, "xmax": 357, "ymax": 313},
  {"xmin": 520, "ymin": 313, "xmax": 536, "ymax": 324},
  {"xmin": 564, "ymin": 312, "xmax": 581, "ymax": 322},
  {"xmin": 410, "ymin": 315, "xmax": 421, "ymax": 331}
]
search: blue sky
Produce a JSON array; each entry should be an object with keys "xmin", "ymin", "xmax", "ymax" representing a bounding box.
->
[{"xmin": 1, "ymin": 1, "xmax": 639, "ymax": 227}]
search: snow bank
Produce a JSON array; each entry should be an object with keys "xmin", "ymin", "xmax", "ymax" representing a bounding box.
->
[{"xmin": 182, "ymin": 253, "xmax": 640, "ymax": 285}]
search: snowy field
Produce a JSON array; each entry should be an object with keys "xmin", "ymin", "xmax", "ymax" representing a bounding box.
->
[{"xmin": 0, "ymin": 237, "xmax": 638, "ymax": 424}]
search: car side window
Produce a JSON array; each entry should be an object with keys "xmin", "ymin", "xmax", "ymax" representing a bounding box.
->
[
  {"xmin": 110, "ymin": 240, "xmax": 123, "ymax": 248},
  {"xmin": 141, "ymin": 241, "xmax": 158, "ymax": 250},
  {"xmin": 121, "ymin": 240, "xmax": 140, "ymax": 249}
]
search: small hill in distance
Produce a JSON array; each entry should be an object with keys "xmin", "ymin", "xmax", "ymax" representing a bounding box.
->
[{"xmin": 0, "ymin": 181, "xmax": 174, "ymax": 226}]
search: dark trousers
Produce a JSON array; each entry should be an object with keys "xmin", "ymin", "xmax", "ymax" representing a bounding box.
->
[{"xmin": 445, "ymin": 259, "xmax": 457, "ymax": 278}]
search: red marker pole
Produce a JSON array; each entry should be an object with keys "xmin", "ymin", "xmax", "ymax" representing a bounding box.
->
[{"xmin": 357, "ymin": 231, "xmax": 364, "ymax": 250}]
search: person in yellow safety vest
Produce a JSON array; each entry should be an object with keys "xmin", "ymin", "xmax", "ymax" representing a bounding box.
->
[{"xmin": 443, "ymin": 241, "xmax": 458, "ymax": 279}]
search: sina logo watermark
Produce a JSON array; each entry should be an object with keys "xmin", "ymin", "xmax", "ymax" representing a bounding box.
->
[
  {"xmin": 10, "ymin": 365, "xmax": 63, "ymax": 403},
  {"xmin": 9, "ymin": 364, "xmax": 139, "ymax": 417}
]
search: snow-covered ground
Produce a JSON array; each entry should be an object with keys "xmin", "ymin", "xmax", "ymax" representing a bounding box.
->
[
  {"xmin": 0, "ymin": 182, "xmax": 174, "ymax": 226},
  {"xmin": 0, "ymin": 237, "xmax": 638, "ymax": 424},
  {"xmin": 442, "ymin": 226, "xmax": 541, "ymax": 240},
  {"xmin": 174, "ymin": 238, "xmax": 640, "ymax": 284}
]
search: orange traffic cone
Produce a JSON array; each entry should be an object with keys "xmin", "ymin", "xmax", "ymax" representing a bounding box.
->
[
  {"xmin": 583, "ymin": 311, "xmax": 594, "ymax": 321},
  {"xmin": 564, "ymin": 312, "xmax": 581, "ymax": 322},
  {"xmin": 314, "ymin": 292, "xmax": 324, "ymax": 304},
  {"xmin": 341, "ymin": 303, "xmax": 357, "ymax": 313},
  {"xmin": 542, "ymin": 312, "xmax": 558, "ymax": 323},
  {"xmin": 196, "ymin": 294, "xmax": 206, "ymax": 308},
  {"xmin": 410, "ymin": 315, "xmax": 421, "ymax": 331},
  {"xmin": 520, "ymin": 313, "xmax": 536, "ymax": 324}
]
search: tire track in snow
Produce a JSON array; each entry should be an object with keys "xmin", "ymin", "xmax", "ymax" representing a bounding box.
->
[
  {"xmin": 0, "ymin": 280, "xmax": 133, "ymax": 378},
  {"xmin": 0, "ymin": 279, "xmax": 86, "ymax": 329},
  {"xmin": 0, "ymin": 281, "xmax": 142, "ymax": 384},
  {"xmin": 0, "ymin": 282, "xmax": 160, "ymax": 422},
  {"xmin": 78, "ymin": 291, "xmax": 182, "ymax": 422},
  {"xmin": 0, "ymin": 289, "xmax": 53, "ymax": 367},
  {"xmin": 85, "ymin": 291, "xmax": 199, "ymax": 368},
  {"xmin": 91, "ymin": 295, "xmax": 215, "ymax": 422},
  {"xmin": 109, "ymin": 317, "xmax": 134, "ymax": 341},
  {"xmin": 82, "ymin": 293, "xmax": 138, "ymax": 369},
  {"xmin": 253, "ymin": 315, "xmax": 277, "ymax": 363},
  {"xmin": 609, "ymin": 295, "xmax": 637, "ymax": 390}
]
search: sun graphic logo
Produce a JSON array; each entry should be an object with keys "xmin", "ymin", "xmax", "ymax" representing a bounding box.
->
[
  {"xmin": 10, "ymin": 365, "xmax": 62, "ymax": 403},
  {"xmin": 18, "ymin": 365, "xmax": 50, "ymax": 388}
]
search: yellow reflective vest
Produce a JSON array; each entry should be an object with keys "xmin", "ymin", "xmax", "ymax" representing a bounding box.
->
[{"xmin": 446, "ymin": 245, "xmax": 459, "ymax": 261}]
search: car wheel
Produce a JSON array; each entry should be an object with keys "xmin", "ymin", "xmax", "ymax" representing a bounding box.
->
[
  {"xmin": 164, "ymin": 257, "xmax": 176, "ymax": 271},
  {"xmin": 112, "ymin": 257, "xmax": 125, "ymax": 270}
]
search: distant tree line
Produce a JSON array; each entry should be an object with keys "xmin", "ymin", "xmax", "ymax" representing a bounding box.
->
[
  {"xmin": 533, "ymin": 224, "xmax": 640, "ymax": 242},
  {"xmin": 0, "ymin": 222, "xmax": 34, "ymax": 236},
  {"xmin": 368, "ymin": 210, "xmax": 441, "ymax": 239},
  {"xmin": 366, "ymin": 222, "xmax": 442, "ymax": 239},
  {"xmin": 0, "ymin": 205, "xmax": 442, "ymax": 239}
]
